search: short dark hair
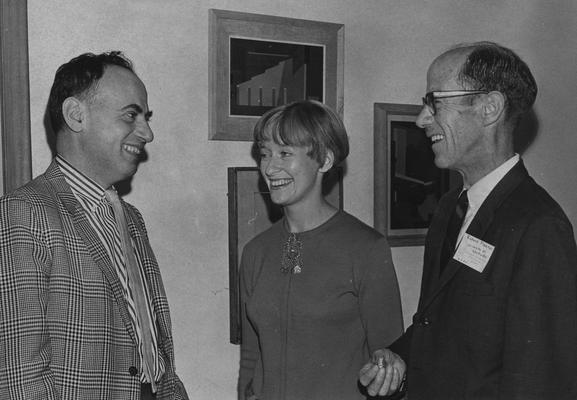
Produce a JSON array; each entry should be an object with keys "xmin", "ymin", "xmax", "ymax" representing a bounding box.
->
[
  {"xmin": 47, "ymin": 51, "xmax": 134, "ymax": 134},
  {"xmin": 253, "ymin": 100, "xmax": 349, "ymax": 168},
  {"xmin": 453, "ymin": 42, "xmax": 537, "ymax": 127}
]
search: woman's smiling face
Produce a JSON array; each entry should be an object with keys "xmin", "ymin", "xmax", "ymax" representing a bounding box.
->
[{"xmin": 258, "ymin": 139, "xmax": 325, "ymax": 209}]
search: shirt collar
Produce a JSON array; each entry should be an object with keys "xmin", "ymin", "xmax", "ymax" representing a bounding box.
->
[
  {"xmin": 56, "ymin": 154, "xmax": 108, "ymax": 213},
  {"xmin": 465, "ymin": 154, "xmax": 520, "ymax": 213}
]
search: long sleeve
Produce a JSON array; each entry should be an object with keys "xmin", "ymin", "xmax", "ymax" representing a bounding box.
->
[
  {"xmin": 0, "ymin": 197, "xmax": 59, "ymax": 399},
  {"xmin": 237, "ymin": 246, "xmax": 260, "ymax": 400},
  {"xmin": 358, "ymin": 236, "xmax": 404, "ymax": 352},
  {"xmin": 388, "ymin": 325, "xmax": 413, "ymax": 367},
  {"xmin": 499, "ymin": 215, "xmax": 577, "ymax": 399}
]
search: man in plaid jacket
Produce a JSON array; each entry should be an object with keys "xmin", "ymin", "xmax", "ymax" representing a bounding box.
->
[{"xmin": 0, "ymin": 52, "xmax": 188, "ymax": 399}]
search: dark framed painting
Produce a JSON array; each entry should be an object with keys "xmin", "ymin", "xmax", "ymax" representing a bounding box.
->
[
  {"xmin": 209, "ymin": 9, "xmax": 344, "ymax": 141},
  {"xmin": 374, "ymin": 103, "xmax": 460, "ymax": 246},
  {"xmin": 227, "ymin": 167, "xmax": 343, "ymax": 344}
]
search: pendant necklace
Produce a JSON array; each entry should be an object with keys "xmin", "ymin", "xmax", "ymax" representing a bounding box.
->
[{"xmin": 281, "ymin": 232, "xmax": 303, "ymax": 274}]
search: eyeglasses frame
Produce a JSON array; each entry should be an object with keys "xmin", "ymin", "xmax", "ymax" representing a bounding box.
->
[{"xmin": 422, "ymin": 90, "xmax": 489, "ymax": 115}]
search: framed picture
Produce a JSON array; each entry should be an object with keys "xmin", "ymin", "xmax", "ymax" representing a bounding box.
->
[
  {"xmin": 209, "ymin": 9, "xmax": 344, "ymax": 141},
  {"xmin": 227, "ymin": 166, "xmax": 343, "ymax": 344},
  {"xmin": 0, "ymin": 0, "xmax": 31, "ymax": 194},
  {"xmin": 374, "ymin": 103, "xmax": 460, "ymax": 246}
]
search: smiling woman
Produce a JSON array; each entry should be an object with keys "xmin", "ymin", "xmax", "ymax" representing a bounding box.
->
[
  {"xmin": 0, "ymin": 0, "xmax": 31, "ymax": 194},
  {"xmin": 237, "ymin": 100, "xmax": 403, "ymax": 400}
]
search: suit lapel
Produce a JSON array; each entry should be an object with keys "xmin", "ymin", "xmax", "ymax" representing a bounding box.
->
[
  {"xmin": 465, "ymin": 162, "xmax": 527, "ymax": 241},
  {"xmin": 44, "ymin": 161, "xmax": 138, "ymax": 343},
  {"xmin": 123, "ymin": 201, "xmax": 172, "ymax": 349},
  {"xmin": 123, "ymin": 202, "xmax": 166, "ymax": 306},
  {"xmin": 418, "ymin": 188, "xmax": 460, "ymax": 308},
  {"xmin": 418, "ymin": 161, "xmax": 529, "ymax": 312}
]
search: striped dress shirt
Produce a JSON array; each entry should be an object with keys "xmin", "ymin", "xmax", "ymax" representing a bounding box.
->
[{"xmin": 56, "ymin": 155, "xmax": 165, "ymax": 385}]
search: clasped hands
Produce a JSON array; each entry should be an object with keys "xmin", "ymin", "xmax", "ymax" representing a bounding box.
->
[{"xmin": 359, "ymin": 348, "xmax": 406, "ymax": 397}]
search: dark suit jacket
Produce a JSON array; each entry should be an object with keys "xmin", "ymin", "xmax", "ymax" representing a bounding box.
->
[
  {"xmin": 0, "ymin": 161, "xmax": 187, "ymax": 400},
  {"xmin": 390, "ymin": 161, "xmax": 577, "ymax": 400}
]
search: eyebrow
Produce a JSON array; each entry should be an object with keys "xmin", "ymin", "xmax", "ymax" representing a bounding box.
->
[{"xmin": 121, "ymin": 104, "xmax": 153, "ymax": 121}]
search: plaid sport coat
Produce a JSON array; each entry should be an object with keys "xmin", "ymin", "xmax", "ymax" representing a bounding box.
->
[{"xmin": 0, "ymin": 161, "xmax": 188, "ymax": 400}]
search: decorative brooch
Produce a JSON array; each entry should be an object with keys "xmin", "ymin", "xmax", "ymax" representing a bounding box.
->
[{"xmin": 281, "ymin": 233, "xmax": 303, "ymax": 274}]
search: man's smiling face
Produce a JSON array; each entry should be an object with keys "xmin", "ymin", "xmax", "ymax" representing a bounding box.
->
[
  {"xmin": 416, "ymin": 50, "xmax": 486, "ymax": 178},
  {"xmin": 78, "ymin": 65, "xmax": 154, "ymax": 188}
]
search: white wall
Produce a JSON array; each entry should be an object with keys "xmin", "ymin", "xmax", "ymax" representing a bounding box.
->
[{"xmin": 27, "ymin": 0, "xmax": 577, "ymax": 398}]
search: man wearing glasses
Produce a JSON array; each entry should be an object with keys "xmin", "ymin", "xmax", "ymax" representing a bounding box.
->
[{"xmin": 359, "ymin": 42, "xmax": 577, "ymax": 399}]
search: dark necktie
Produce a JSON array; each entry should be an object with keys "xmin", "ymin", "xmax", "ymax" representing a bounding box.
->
[{"xmin": 439, "ymin": 190, "xmax": 468, "ymax": 272}]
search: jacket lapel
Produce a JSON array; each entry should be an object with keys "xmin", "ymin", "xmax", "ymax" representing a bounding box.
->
[
  {"xmin": 44, "ymin": 161, "xmax": 138, "ymax": 343},
  {"xmin": 418, "ymin": 161, "xmax": 529, "ymax": 312},
  {"xmin": 123, "ymin": 202, "xmax": 167, "ymax": 305},
  {"xmin": 417, "ymin": 188, "xmax": 459, "ymax": 308},
  {"xmin": 465, "ymin": 162, "xmax": 527, "ymax": 242},
  {"xmin": 123, "ymin": 200, "xmax": 172, "ymax": 351}
]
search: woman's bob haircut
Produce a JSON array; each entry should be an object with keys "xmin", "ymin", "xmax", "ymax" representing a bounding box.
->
[{"xmin": 253, "ymin": 100, "xmax": 349, "ymax": 168}]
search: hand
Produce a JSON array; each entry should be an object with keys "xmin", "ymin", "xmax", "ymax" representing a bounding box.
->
[{"xmin": 359, "ymin": 348, "xmax": 406, "ymax": 397}]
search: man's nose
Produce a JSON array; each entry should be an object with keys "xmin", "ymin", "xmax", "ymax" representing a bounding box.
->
[
  {"xmin": 138, "ymin": 121, "xmax": 154, "ymax": 143},
  {"xmin": 415, "ymin": 105, "xmax": 433, "ymax": 128}
]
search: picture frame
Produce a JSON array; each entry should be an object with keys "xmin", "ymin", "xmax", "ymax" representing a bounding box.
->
[
  {"xmin": 209, "ymin": 9, "xmax": 344, "ymax": 141},
  {"xmin": 374, "ymin": 103, "xmax": 460, "ymax": 246},
  {"xmin": 0, "ymin": 1, "xmax": 31, "ymax": 194},
  {"xmin": 227, "ymin": 166, "xmax": 343, "ymax": 344}
]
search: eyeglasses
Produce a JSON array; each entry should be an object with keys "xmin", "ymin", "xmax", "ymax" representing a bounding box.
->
[{"xmin": 422, "ymin": 90, "xmax": 488, "ymax": 115}]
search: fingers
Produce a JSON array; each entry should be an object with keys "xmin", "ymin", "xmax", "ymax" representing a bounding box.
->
[
  {"xmin": 392, "ymin": 355, "xmax": 407, "ymax": 388},
  {"xmin": 361, "ymin": 349, "xmax": 407, "ymax": 397},
  {"xmin": 358, "ymin": 362, "xmax": 378, "ymax": 386},
  {"xmin": 371, "ymin": 349, "xmax": 385, "ymax": 365},
  {"xmin": 393, "ymin": 367, "xmax": 402, "ymax": 391},
  {"xmin": 366, "ymin": 364, "xmax": 387, "ymax": 397},
  {"xmin": 380, "ymin": 366, "xmax": 400, "ymax": 396}
]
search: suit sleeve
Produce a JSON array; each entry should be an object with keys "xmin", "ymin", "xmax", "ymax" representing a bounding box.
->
[
  {"xmin": 172, "ymin": 375, "xmax": 190, "ymax": 400},
  {"xmin": 388, "ymin": 325, "xmax": 413, "ymax": 366},
  {"xmin": 500, "ymin": 215, "xmax": 577, "ymax": 399},
  {"xmin": 0, "ymin": 197, "xmax": 59, "ymax": 399},
  {"xmin": 358, "ymin": 237, "xmax": 404, "ymax": 352},
  {"xmin": 237, "ymin": 245, "xmax": 260, "ymax": 400}
]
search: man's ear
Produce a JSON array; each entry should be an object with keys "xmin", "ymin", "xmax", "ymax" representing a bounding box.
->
[
  {"xmin": 62, "ymin": 97, "xmax": 85, "ymax": 132},
  {"xmin": 482, "ymin": 91, "xmax": 505, "ymax": 126},
  {"xmin": 319, "ymin": 150, "xmax": 335, "ymax": 173}
]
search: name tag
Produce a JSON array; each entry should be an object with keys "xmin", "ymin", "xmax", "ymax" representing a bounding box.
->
[{"xmin": 453, "ymin": 233, "xmax": 495, "ymax": 273}]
